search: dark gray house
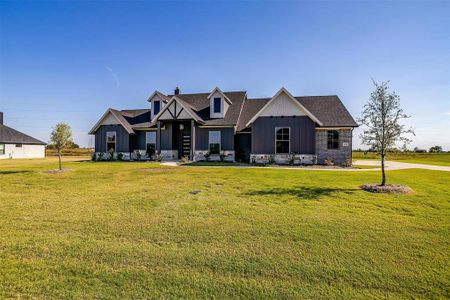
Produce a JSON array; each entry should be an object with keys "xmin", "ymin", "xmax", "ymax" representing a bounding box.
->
[{"xmin": 89, "ymin": 87, "xmax": 358, "ymax": 165}]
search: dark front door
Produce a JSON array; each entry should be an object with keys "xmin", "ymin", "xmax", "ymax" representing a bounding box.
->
[{"xmin": 182, "ymin": 134, "xmax": 191, "ymax": 158}]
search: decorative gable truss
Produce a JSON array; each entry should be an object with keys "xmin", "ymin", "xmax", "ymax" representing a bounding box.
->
[
  {"xmin": 245, "ymin": 87, "xmax": 323, "ymax": 127},
  {"xmin": 151, "ymin": 96, "xmax": 204, "ymax": 124}
]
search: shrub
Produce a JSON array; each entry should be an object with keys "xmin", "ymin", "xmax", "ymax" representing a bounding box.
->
[
  {"xmin": 117, "ymin": 152, "xmax": 124, "ymax": 161},
  {"xmin": 268, "ymin": 155, "xmax": 275, "ymax": 165},
  {"xmin": 108, "ymin": 149, "xmax": 115, "ymax": 161},
  {"xmin": 135, "ymin": 150, "xmax": 142, "ymax": 161},
  {"xmin": 156, "ymin": 154, "xmax": 163, "ymax": 162},
  {"xmin": 324, "ymin": 158, "xmax": 334, "ymax": 166},
  {"xmin": 219, "ymin": 152, "xmax": 226, "ymax": 162},
  {"xmin": 92, "ymin": 152, "xmax": 97, "ymax": 161},
  {"xmin": 342, "ymin": 158, "xmax": 352, "ymax": 167},
  {"xmin": 204, "ymin": 151, "xmax": 210, "ymax": 162},
  {"xmin": 98, "ymin": 152, "xmax": 104, "ymax": 161}
]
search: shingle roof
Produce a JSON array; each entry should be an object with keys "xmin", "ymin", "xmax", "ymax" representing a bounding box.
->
[
  {"xmin": 91, "ymin": 90, "xmax": 357, "ymax": 134},
  {"xmin": 236, "ymin": 98, "xmax": 269, "ymax": 131},
  {"xmin": 295, "ymin": 96, "xmax": 358, "ymax": 127},
  {"xmin": 0, "ymin": 124, "xmax": 46, "ymax": 145},
  {"xmin": 237, "ymin": 95, "xmax": 358, "ymax": 130},
  {"xmin": 172, "ymin": 91, "xmax": 246, "ymax": 126}
]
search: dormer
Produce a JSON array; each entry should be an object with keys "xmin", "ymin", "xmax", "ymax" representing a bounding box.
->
[
  {"xmin": 207, "ymin": 87, "xmax": 232, "ymax": 119},
  {"xmin": 147, "ymin": 91, "xmax": 169, "ymax": 120}
]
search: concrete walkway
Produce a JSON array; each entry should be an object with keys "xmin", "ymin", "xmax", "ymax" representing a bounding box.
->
[{"xmin": 161, "ymin": 160, "xmax": 450, "ymax": 172}]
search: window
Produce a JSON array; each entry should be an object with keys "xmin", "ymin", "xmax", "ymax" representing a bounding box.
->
[
  {"xmin": 153, "ymin": 100, "xmax": 161, "ymax": 115},
  {"xmin": 275, "ymin": 127, "xmax": 290, "ymax": 154},
  {"xmin": 15, "ymin": 144, "xmax": 22, "ymax": 148},
  {"xmin": 327, "ymin": 130, "xmax": 339, "ymax": 149},
  {"xmin": 106, "ymin": 131, "xmax": 116, "ymax": 152},
  {"xmin": 209, "ymin": 131, "xmax": 221, "ymax": 155},
  {"xmin": 0, "ymin": 144, "xmax": 4, "ymax": 155},
  {"xmin": 213, "ymin": 97, "xmax": 221, "ymax": 113},
  {"xmin": 146, "ymin": 132, "xmax": 156, "ymax": 157}
]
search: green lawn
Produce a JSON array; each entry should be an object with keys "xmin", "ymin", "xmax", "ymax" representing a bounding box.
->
[
  {"xmin": 353, "ymin": 151, "xmax": 450, "ymax": 166},
  {"xmin": 1, "ymin": 157, "xmax": 449, "ymax": 298}
]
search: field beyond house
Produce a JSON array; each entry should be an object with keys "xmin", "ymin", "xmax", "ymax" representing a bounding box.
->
[
  {"xmin": 0, "ymin": 157, "xmax": 449, "ymax": 298},
  {"xmin": 353, "ymin": 151, "xmax": 450, "ymax": 166}
]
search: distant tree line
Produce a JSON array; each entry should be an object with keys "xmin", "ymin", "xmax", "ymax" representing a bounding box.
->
[{"xmin": 46, "ymin": 141, "xmax": 79, "ymax": 149}]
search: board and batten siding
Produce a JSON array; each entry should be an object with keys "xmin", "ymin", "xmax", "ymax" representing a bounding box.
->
[
  {"xmin": 95, "ymin": 125, "xmax": 130, "ymax": 152},
  {"xmin": 195, "ymin": 127, "xmax": 234, "ymax": 150},
  {"xmin": 251, "ymin": 116, "xmax": 315, "ymax": 154}
]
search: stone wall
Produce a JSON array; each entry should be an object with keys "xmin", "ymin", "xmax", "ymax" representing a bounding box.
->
[{"xmin": 315, "ymin": 129, "xmax": 353, "ymax": 165}]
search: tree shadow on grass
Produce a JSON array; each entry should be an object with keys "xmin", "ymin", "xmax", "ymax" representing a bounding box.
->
[
  {"xmin": 243, "ymin": 186, "xmax": 358, "ymax": 201},
  {"xmin": 0, "ymin": 170, "xmax": 32, "ymax": 175}
]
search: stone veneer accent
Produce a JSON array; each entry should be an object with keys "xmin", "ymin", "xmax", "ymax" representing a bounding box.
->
[{"xmin": 315, "ymin": 128, "xmax": 353, "ymax": 165}]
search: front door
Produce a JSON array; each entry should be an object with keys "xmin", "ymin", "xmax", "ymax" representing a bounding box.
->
[{"xmin": 181, "ymin": 134, "xmax": 191, "ymax": 158}]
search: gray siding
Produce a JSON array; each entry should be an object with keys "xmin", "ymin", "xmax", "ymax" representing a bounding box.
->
[
  {"xmin": 315, "ymin": 129, "xmax": 352, "ymax": 165},
  {"xmin": 95, "ymin": 125, "xmax": 130, "ymax": 152},
  {"xmin": 195, "ymin": 127, "xmax": 234, "ymax": 150},
  {"xmin": 251, "ymin": 116, "xmax": 315, "ymax": 154},
  {"xmin": 160, "ymin": 123, "xmax": 173, "ymax": 150}
]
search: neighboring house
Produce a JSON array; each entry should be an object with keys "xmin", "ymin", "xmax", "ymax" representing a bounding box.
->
[
  {"xmin": 0, "ymin": 112, "xmax": 46, "ymax": 159},
  {"xmin": 89, "ymin": 87, "xmax": 358, "ymax": 165}
]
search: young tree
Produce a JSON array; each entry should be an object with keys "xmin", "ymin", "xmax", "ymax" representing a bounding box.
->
[
  {"xmin": 50, "ymin": 123, "xmax": 73, "ymax": 170},
  {"xmin": 358, "ymin": 81, "xmax": 414, "ymax": 186}
]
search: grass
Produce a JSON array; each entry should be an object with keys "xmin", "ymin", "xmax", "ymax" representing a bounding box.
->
[
  {"xmin": 353, "ymin": 151, "xmax": 450, "ymax": 166},
  {"xmin": 0, "ymin": 157, "xmax": 449, "ymax": 298}
]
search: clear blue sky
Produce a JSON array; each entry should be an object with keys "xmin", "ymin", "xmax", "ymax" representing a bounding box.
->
[{"xmin": 1, "ymin": 1, "xmax": 449, "ymax": 150}]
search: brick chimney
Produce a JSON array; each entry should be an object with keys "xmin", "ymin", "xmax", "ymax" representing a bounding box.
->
[
  {"xmin": 174, "ymin": 87, "xmax": 180, "ymax": 95},
  {"xmin": 0, "ymin": 112, "xmax": 3, "ymax": 125}
]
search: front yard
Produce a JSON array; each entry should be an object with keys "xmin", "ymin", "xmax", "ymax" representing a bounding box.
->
[{"xmin": 0, "ymin": 157, "xmax": 449, "ymax": 298}]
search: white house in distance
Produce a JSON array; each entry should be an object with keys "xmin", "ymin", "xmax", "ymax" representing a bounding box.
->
[{"xmin": 0, "ymin": 112, "xmax": 46, "ymax": 159}]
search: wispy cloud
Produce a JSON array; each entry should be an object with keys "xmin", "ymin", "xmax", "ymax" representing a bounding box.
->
[{"xmin": 106, "ymin": 66, "xmax": 120, "ymax": 87}]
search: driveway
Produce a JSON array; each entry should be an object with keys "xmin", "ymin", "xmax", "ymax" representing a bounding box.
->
[
  {"xmin": 162, "ymin": 160, "xmax": 450, "ymax": 171},
  {"xmin": 353, "ymin": 160, "xmax": 450, "ymax": 172}
]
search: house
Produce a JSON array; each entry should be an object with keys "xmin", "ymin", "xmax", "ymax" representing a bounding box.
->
[
  {"xmin": 0, "ymin": 112, "xmax": 46, "ymax": 159},
  {"xmin": 89, "ymin": 87, "xmax": 358, "ymax": 165}
]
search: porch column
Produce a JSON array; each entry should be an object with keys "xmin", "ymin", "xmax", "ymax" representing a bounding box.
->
[
  {"xmin": 191, "ymin": 120, "xmax": 195, "ymax": 160},
  {"xmin": 157, "ymin": 121, "xmax": 161, "ymax": 154}
]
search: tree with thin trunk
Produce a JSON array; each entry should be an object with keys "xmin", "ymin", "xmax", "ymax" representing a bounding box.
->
[
  {"xmin": 50, "ymin": 123, "xmax": 73, "ymax": 171},
  {"xmin": 358, "ymin": 81, "xmax": 414, "ymax": 186}
]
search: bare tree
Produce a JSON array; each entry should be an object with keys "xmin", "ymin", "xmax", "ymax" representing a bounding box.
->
[
  {"xmin": 50, "ymin": 123, "xmax": 73, "ymax": 170},
  {"xmin": 358, "ymin": 81, "xmax": 414, "ymax": 186}
]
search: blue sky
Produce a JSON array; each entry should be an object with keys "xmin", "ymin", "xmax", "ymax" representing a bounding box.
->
[{"xmin": 1, "ymin": 1, "xmax": 449, "ymax": 149}]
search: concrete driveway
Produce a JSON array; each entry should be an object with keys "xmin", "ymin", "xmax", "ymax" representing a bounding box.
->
[
  {"xmin": 354, "ymin": 160, "xmax": 450, "ymax": 172},
  {"xmin": 162, "ymin": 160, "xmax": 450, "ymax": 171}
]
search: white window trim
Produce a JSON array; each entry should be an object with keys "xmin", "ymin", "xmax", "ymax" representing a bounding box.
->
[
  {"xmin": 106, "ymin": 131, "xmax": 116, "ymax": 152},
  {"xmin": 209, "ymin": 130, "xmax": 221, "ymax": 154},
  {"xmin": 274, "ymin": 127, "xmax": 290, "ymax": 154}
]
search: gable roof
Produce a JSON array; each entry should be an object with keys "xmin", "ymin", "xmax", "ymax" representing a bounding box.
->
[
  {"xmin": 245, "ymin": 88, "xmax": 323, "ymax": 127},
  {"xmin": 89, "ymin": 108, "xmax": 151, "ymax": 134},
  {"xmin": 171, "ymin": 91, "xmax": 246, "ymax": 126},
  {"xmin": 0, "ymin": 124, "xmax": 46, "ymax": 145},
  {"xmin": 207, "ymin": 87, "xmax": 232, "ymax": 104},
  {"xmin": 295, "ymin": 96, "xmax": 358, "ymax": 127},
  {"xmin": 147, "ymin": 91, "xmax": 170, "ymax": 103},
  {"xmin": 89, "ymin": 88, "xmax": 357, "ymax": 135},
  {"xmin": 151, "ymin": 96, "xmax": 205, "ymax": 124}
]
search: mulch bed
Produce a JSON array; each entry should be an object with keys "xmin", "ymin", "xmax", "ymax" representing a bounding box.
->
[{"xmin": 360, "ymin": 183, "xmax": 414, "ymax": 194}]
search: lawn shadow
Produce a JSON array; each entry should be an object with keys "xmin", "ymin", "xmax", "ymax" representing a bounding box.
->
[
  {"xmin": 244, "ymin": 186, "xmax": 358, "ymax": 201},
  {"xmin": 0, "ymin": 170, "xmax": 32, "ymax": 175}
]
